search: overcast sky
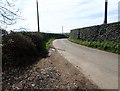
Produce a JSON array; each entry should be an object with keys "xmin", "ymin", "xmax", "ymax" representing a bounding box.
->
[{"xmin": 6, "ymin": 0, "xmax": 119, "ymax": 33}]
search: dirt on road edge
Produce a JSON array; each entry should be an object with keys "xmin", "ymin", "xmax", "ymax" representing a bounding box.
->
[{"xmin": 49, "ymin": 48, "xmax": 100, "ymax": 89}]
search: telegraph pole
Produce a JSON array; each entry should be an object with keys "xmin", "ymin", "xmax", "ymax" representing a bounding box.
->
[
  {"xmin": 118, "ymin": 1, "xmax": 120, "ymax": 22},
  {"xmin": 36, "ymin": 0, "xmax": 40, "ymax": 32},
  {"xmin": 62, "ymin": 26, "xmax": 63, "ymax": 34},
  {"xmin": 104, "ymin": 0, "xmax": 108, "ymax": 24}
]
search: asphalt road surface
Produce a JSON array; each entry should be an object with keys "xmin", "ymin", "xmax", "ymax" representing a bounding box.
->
[{"xmin": 53, "ymin": 39, "xmax": 119, "ymax": 89}]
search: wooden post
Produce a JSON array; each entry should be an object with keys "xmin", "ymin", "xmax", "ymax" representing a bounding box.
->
[
  {"xmin": 62, "ymin": 26, "xmax": 63, "ymax": 34},
  {"xmin": 36, "ymin": 0, "xmax": 40, "ymax": 32},
  {"xmin": 104, "ymin": 0, "xmax": 108, "ymax": 24},
  {"xmin": 118, "ymin": 1, "xmax": 120, "ymax": 21}
]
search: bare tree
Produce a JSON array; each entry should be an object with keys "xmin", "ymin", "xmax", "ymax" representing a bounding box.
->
[{"xmin": 0, "ymin": 0, "xmax": 21, "ymax": 26}]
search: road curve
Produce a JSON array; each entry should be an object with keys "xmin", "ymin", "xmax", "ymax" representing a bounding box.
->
[{"xmin": 53, "ymin": 39, "xmax": 118, "ymax": 89}]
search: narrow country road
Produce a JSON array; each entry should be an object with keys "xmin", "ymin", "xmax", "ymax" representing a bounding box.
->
[{"xmin": 53, "ymin": 39, "xmax": 118, "ymax": 89}]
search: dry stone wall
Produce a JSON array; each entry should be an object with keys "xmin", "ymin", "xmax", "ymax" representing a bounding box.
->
[{"xmin": 70, "ymin": 22, "xmax": 120, "ymax": 42}]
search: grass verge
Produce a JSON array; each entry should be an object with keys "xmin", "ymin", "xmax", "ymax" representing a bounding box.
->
[
  {"xmin": 45, "ymin": 38, "xmax": 55, "ymax": 50},
  {"xmin": 68, "ymin": 38, "xmax": 119, "ymax": 54}
]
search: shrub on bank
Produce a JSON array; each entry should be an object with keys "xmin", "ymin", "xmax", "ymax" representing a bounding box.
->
[
  {"xmin": 2, "ymin": 31, "xmax": 66, "ymax": 67},
  {"xmin": 2, "ymin": 33, "xmax": 39, "ymax": 66},
  {"xmin": 26, "ymin": 33, "xmax": 47, "ymax": 56},
  {"xmin": 20, "ymin": 32, "xmax": 48, "ymax": 56}
]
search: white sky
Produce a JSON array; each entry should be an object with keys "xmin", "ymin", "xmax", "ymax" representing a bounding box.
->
[{"xmin": 5, "ymin": 0, "xmax": 119, "ymax": 33}]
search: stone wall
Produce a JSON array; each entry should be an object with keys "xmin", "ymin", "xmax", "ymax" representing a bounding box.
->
[{"xmin": 70, "ymin": 22, "xmax": 120, "ymax": 42}]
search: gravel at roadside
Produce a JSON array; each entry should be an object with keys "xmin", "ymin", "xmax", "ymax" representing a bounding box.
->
[{"xmin": 2, "ymin": 48, "xmax": 100, "ymax": 90}]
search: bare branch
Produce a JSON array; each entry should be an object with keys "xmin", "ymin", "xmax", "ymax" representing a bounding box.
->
[{"xmin": 0, "ymin": 0, "xmax": 21, "ymax": 26}]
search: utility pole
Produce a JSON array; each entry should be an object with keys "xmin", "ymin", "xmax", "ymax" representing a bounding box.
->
[
  {"xmin": 104, "ymin": 0, "xmax": 108, "ymax": 24},
  {"xmin": 36, "ymin": 0, "xmax": 40, "ymax": 32},
  {"xmin": 118, "ymin": 1, "xmax": 120, "ymax": 22},
  {"xmin": 62, "ymin": 26, "xmax": 63, "ymax": 34}
]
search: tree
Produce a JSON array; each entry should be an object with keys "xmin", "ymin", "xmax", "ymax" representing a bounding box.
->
[{"xmin": 0, "ymin": 0, "xmax": 21, "ymax": 26}]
